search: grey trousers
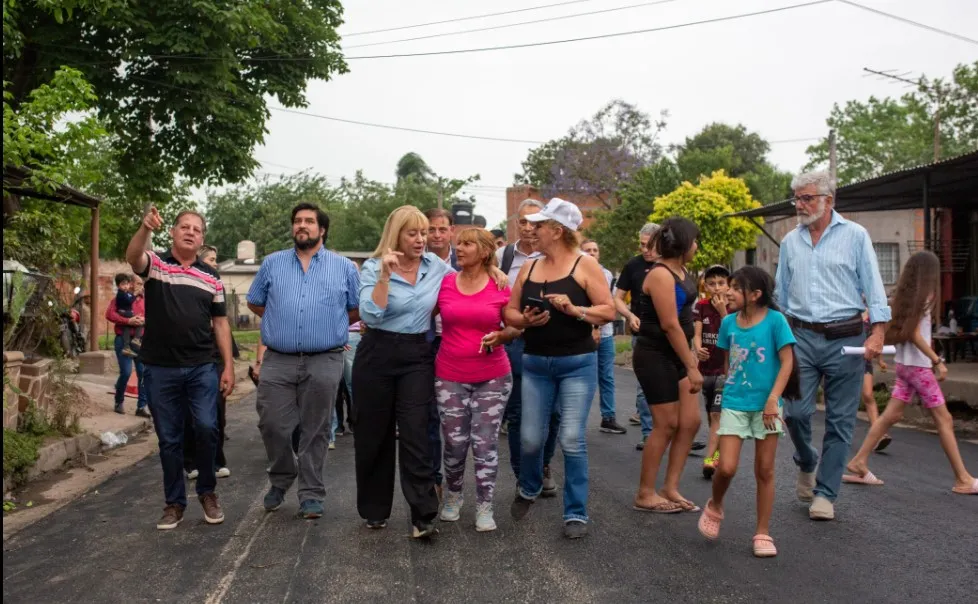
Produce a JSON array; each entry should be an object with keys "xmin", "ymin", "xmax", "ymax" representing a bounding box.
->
[{"xmin": 256, "ymin": 350, "xmax": 343, "ymax": 502}]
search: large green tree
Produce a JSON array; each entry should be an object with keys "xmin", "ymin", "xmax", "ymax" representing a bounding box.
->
[
  {"xmin": 4, "ymin": 0, "xmax": 348, "ymax": 198},
  {"xmin": 650, "ymin": 171, "xmax": 761, "ymax": 270},
  {"xmin": 805, "ymin": 61, "xmax": 978, "ymax": 184},
  {"xmin": 584, "ymin": 158, "xmax": 681, "ymax": 271},
  {"xmin": 674, "ymin": 122, "xmax": 793, "ymax": 204}
]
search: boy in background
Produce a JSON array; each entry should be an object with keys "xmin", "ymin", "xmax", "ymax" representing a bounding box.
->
[
  {"xmin": 114, "ymin": 273, "xmax": 143, "ymax": 357},
  {"xmin": 693, "ymin": 265, "xmax": 731, "ymax": 478}
]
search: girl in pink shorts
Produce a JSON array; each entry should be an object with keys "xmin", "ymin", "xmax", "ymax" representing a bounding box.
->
[{"xmin": 844, "ymin": 251, "xmax": 976, "ymax": 495}]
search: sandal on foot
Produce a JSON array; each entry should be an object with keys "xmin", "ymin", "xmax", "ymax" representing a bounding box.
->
[
  {"xmin": 874, "ymin": 435, "xmax": 892, "ymax": 453},
  {"xmin": 697, "ymin": 500, "xmax": 723, "ymax": 540},
  {"xmin": 633, "ymin": 501, "xmax": 682, "ymax": 514},
  {"xmin": 669, "ymin": 498, "xmax": 701, "ymax": 513},
  {"xmin": 842, "ymin": 470, "xmax": 884, "ymax": 486},
  {"xmin": 752, "ymin": 534, "xmax": 777, "ymax": 557},
  {"xmin": 952, "ymin": 478, "xmax": 978, "ymax": 495}
]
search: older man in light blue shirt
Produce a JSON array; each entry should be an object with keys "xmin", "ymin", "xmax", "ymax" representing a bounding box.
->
[{"xmin": 775, "ymin": 170, "xmax": 890, "ymax": 522}]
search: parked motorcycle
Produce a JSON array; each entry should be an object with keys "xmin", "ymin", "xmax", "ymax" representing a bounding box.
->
[{"xmin": 53, "ymin": 286, "xmax": 87, "ymax": 357}]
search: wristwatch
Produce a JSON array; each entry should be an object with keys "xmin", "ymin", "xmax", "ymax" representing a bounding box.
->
[
  {"xmin": 578, "ymin": 307, "xmax": 588, "ymax": 321},
  {"xmin": 933, "ymin": 356, "xmax": 946, "ymax": 366}
]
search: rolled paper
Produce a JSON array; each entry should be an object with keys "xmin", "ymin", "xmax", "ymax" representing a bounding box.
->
[{"xmin": 841, "ymin": 346, "xmax": 897, "ymax": 356}]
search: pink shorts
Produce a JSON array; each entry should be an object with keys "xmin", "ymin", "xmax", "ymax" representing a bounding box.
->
[{"xmin": 892, "ymin": 364, "xmax": 945, "ymax": 408}]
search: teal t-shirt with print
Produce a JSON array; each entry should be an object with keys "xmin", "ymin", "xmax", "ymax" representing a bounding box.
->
[{"xmin": 715, "ymin": 309, "xmax": 796, "ymax": 412}]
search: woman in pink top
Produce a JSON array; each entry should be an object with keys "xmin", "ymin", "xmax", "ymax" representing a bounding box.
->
[{"xmin": 435, "ymin": 228, "xmax": 521, "ymax": 531}]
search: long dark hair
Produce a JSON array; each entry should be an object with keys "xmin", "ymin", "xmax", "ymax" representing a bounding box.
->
[
  {"xmin": 649, "ymin": 217, "xmax": 699, "ymax": 260},
  {"xmin": 729, "ymin": 266, "xmax": 801, "ymax": 400},
  {"xmin": 886, "ymin": 251, "xmax": 940, "ymax": 345}
]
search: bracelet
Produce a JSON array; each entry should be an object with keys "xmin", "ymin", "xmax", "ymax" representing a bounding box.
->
[
  {"xmin": 578, "ymin": 307, "xmax": 588, "ymax": 321},
  {"xmin": 378, "ymin": 277, "xmax": 391, "ymax": 284},
  {"xmin": 933, "ymin": 357, "xmax": 945, "ymax": 366}
]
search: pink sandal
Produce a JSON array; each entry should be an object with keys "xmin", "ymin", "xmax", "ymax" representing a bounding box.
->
[
  {"xmin": 952, "ymin": 478, "xmax": 978, "ymax": 495},
  {"xmin": 752, "ymin": 534, "xmax": 778, "ymax": 557},
  {"xmin": 842, "ymin": 471, "xmax": 885, "ymax": 486},
  {"xmin": 697, "ymin": 499, "xmax": 723, "ymax": 540}
]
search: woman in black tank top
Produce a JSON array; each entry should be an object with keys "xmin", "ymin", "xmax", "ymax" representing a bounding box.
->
[
  {"xmin": 502, "ymin": 198, "xmax": 615, "ymax": 539},
  {"xmin": 632, "ymin": 217, "xmax": 706, "ymax": 514}
]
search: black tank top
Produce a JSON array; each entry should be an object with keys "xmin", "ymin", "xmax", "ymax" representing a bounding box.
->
[
  {"xmin": 520, "ymin": 257, "xmax": 596, "ymax": 357},
  {"xmin": 637, "ymin": 263, "xmax": 697, "ymax": 345}
]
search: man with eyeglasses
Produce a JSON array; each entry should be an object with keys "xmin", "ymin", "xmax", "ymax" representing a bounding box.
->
[{"xmin": 775, "ymin": 170, "xmax": 890, "ymax": 522}]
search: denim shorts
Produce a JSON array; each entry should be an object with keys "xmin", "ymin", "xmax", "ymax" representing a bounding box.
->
[{"xmin": 717, "ymin": 408, "xmax": 784, "ymax": 440}]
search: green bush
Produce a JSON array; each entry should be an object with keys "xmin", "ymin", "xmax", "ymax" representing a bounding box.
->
[
  {"xmin": 614, "ymin": 336, "xmax": 632, "ymax": 355},
  {"xmin": 3, "ymin": 429, "xmax": 42, "ymax": 483}
]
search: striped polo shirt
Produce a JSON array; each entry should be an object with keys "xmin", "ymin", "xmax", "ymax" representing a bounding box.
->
[{"xmin": 137, "ymin": 250, "xmax": 227, "ymax": 367}]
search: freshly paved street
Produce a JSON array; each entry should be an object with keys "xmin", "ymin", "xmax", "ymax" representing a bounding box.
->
[{"xmin": 3, "ymin": 368, "xmax": 975, "ymax": 603}]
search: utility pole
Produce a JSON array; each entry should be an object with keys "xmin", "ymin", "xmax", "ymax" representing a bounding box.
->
[
  {"xmin": 828, "ymin": 129, "xmax": 837, "ymax": 182},
  {"xmin": 437, "ymin": 178, "xmax": 444, "ymax": 210}
]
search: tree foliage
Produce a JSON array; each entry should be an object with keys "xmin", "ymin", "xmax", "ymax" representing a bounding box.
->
[
  {"xmin": 4, "ymin": 0, "xmax": 348, "ymax": 197},
  {"xmin": 805, "ymin": 61, "xmax": 978, "ymax": 184},
  {"xmin": 515, "ymin": 100, "xmax": 667, "ymax": 208},
  {"xmin": 674, "ymin": 122, "xmax": 793, "ymax": 204},
  {"xmin": 650, "ymin": 171, "xmax": 761, "ymax": 270},
  {"xmin": 584, "ymin": 158, "xmax": 681, "ymax": 271}
]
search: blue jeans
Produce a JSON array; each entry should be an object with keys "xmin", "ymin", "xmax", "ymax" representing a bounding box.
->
[
  {"xmin": 597, "ymin": 335, "xmax": 616, "ymax": 419},
  {"xmin": 113, "ymin": 335, "xmax": 147, "ymax": 410},
  {"xmin": 784, "ymin": 329, "xmax": 864, "ymax": 502},
  {"xmin": 519, "ymin": 352, "xmax": 597, "ymax": 524},
  {"xmin": 632, "ymin": 336, "xmax": 652, "ymax": 438},
  {"xmin": 143, "ymin": 363, "xmax": 219, "ymax": 508},
  {"xmin": 504, "ymin": 338, "xmax": 559, "ymax": 478}
]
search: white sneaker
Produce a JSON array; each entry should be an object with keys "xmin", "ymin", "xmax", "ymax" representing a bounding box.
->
[
  {"xmin": 475, "ymin": 502, "xmax": 496, "ymax": 532},
  {"xmin": 328, "ymin": 441, "xmax": 336, "ymax": 450},
  {"xmin": 809, "ymin": 496, "xmax": 835, "ymax": 521},
  {"xmin": 216, "ymin": 467, "xmax": 231, "ymax": 478},
  {"xmin": 440, "ymin": 491, "xmax": 463, "ymax": 522},
  {"xmin": 186, "ymin": 469, "xmax": 199, "ymax": 480},
  {"xmin": 796, "ymin": 470, "xmax": 816, "ymax": 502}
]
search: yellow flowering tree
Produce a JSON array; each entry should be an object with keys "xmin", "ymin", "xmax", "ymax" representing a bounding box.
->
[{"xmin": 649, "ymin": 170, "xmax": 762, "ymax": 270}]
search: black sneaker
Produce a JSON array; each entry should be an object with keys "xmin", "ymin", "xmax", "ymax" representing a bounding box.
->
[
  {"xmin": 691, "ymin": 440, "xmax": 707, "ymax": 452},
  {"xmin": 263, "ymin": 486, "xmax": 286, "ymax": 512},
  {"xmin": 510, "ymin": 494, "xmax": 533, "ymax": 521},
  {"xmin": 411, "ymin": 521, "xmax": 438, "ymax": 539},
  {"xmin": 636, "ymin": 437, "xmax": 646, "ymax": 451},
  {"xmin": 600, "ymin": 418, "xmax": 627, "ymax": 434},
  {"xmin": 135, "ymin": 408, "xmax": 151, "ymax": 419},
  {"xmin": 366, "ymin": 519, "xmax": 387, "ymax": 529},
  {"xmin": 113, "ymin": 404, "xmax": 124, "ymax": 415},
  {"xmin": 564, "ymin": 521, "xmax": 588, "ymax": 539}
]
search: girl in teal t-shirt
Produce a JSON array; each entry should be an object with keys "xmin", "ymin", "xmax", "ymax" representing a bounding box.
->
[{"xmin": 696, "ymin": 267, "xmax": 800, "ymax": 558}]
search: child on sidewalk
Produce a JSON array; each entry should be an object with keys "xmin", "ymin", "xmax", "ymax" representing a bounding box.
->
[
  {"xmin": 697, "ymin": 267, "xmax": 799, "ymax": 557},
  {"xmin": 114, "ymin": 273, "xmax": 143, "ymax": 357},
  {"xmin": 693, "ymin": 264, "xmax": 731, "ymax": 478},
  {"xmin": 844, "ymin": 251, "xmax": 976, "ymax": 495}
]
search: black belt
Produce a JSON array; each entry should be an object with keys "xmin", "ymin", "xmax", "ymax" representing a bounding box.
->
[
  {"xmin": 787, "ymin": 314, "xmax": 861, "ymax": 334},
  {"xmin": 266, "ymin": 347, "xmax": 343, "ymax": 357},
  {"xmin": 362, "ymin": 328, "xmax": 429, "ymax": 343}
]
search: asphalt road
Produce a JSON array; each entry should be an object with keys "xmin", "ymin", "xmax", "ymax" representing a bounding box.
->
[{"xmin": 3, "ymin": 368, "xmax": 976, "ymax": 604}]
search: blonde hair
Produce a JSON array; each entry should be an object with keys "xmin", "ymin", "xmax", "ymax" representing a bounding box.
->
[
  {"xmin": 372, "ymin": 205, "xmax": 429, "ymax": 258},
  {"xmin": 455, "ymin": 227, "xmax": 497, "ymax": 271}
]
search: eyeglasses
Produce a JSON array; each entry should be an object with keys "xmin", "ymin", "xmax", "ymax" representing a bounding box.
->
[{"xmin": 790, "ymin": 194, "xmax": 828, "ymax": 206}]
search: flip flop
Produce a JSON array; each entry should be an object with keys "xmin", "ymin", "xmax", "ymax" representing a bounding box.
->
[
  {"xmin": 671, "ymin": 499, "xmax": 701, "ymax": 513},
  {"xmin": 874, "ymin": 435, "xmax": 892, "ymax": 453},
  {"xmin": 697, "ymin": 500, "xmax": 723, "ymax": 540},
  {"xmin": 843, "ymin": 471, "xmax": 885, "ymax": 486},
  {"xmin": 752, "ymin": 534, "xmax": 778, "ymax": 558},
  {"xmin": 951, "ymin": 478, "xmax": 978, "ymax": 495},
  {"xmin": 633, "ymin": 501, "xmax": 682, "ymax": 514}
]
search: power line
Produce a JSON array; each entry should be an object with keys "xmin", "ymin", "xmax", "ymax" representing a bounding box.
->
[
  {"xmin": 345, "ymin": 0, "xmax": 685, "ymax": 49},
  {"xmin": 343, "ymin": 1, "xmax": 834, "ymax": 60},
  {"xmin": 837, "ymin": 0, "xmax": 978, "ymax": 46},
  {"xmin": 344, "ymin": 0, "xmax": 599, "ymax": 37}
]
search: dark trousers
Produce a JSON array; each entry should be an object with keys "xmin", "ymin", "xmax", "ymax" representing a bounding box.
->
[
  {"xmin": 184, "ymin": 368, "xmax": 227, "ymax": 471},
  {"xmin": 352, "ymin": 329, "xmax": 438, "ymax": 525},
  {"xmin": 429, "ymin": 337, "xmax": 444, "ymax": 485},
  {"xmin": 143, "ymin": 363, "xmax": 219, "ymax": 508}
]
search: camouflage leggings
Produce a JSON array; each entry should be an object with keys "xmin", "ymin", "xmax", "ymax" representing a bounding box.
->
[{"xmin": 435, "ymin": 375, "xmax": 513, "ymax": 505}]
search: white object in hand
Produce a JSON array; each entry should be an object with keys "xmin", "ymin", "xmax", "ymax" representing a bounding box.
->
[{"xmin": 841, "ymin": 346, "xmax": 896, "ymax": 356}]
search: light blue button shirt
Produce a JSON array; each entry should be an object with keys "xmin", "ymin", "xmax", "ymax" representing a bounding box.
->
[
  {"xmin": 247, "ymin": 246, "xmax": 360, "ymax": 352},
  {"xmin": 774, "ymin": 210, "xmax": 891, "ymax": 325},
  {"xmin": 359, "ymin": 252, "xmax": 453, "ymax": 334}
]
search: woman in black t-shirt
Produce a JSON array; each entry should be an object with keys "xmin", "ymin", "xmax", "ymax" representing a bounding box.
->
[
  {"xmin": 503, "ymin": 199, "xmax": 616, "ymax": 539},
  {"xmin": 632, "ymin": 217, "xmax": 705, "ymax": 514}
]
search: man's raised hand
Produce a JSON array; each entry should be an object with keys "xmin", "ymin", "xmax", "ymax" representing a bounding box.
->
[{"xmin": 143, "ymin": 206, "xmax": 163, "ymax": 231}]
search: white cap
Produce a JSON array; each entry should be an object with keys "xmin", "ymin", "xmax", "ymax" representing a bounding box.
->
[{"xmin": 525, "ymin": 198, "xmax": 583, "ymax": 232}]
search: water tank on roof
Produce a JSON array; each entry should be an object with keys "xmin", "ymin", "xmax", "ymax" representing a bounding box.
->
[
  {"xmin": 237, "ymin": 240, "xmax": 256, "ymax": 261},
  {"xmin": 451, "ymin": 202, "xmax": 474, "ymax": 225}
]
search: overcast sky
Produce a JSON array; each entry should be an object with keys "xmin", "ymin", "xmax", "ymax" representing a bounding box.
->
[{"xmin": 249, "ymin": 0, "xmax": 977, "ymax": 228}]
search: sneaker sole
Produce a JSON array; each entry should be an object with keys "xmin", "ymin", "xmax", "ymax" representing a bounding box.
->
[
  {"xmin": 475, "ymin": 523, "xmax": 497, "ymax": 532},
  {"xmin": 599, "ymin": 428, "xmax": 627, "ymax": 434},
  {"xmin": 302, "ymin": 513, "xmax": 323, "ymax": 520},
  {"xmin": 439, "ymin": 513, "xmax": 461, "ymax": 522},
  {"xmin": 204, "ymin": 514, "xmax": 225, "ymax": 525},
  {"xmin": 156, "ymin": 519, "xmax": 182, "ymax": 530},
  {"xmin": 264, "ymin": 502, "xmax": 283, "ymax": 512},
  {"xmin": 540, "ymin": 488, "xmax": 558, "ymax": 498},
  {"xmin": 411, "ymin": 527, "xmax": 438, "ymax": 539},
  {"xmin": 366, "ymin": 522, "xmax": 387, "ymax": 529}
]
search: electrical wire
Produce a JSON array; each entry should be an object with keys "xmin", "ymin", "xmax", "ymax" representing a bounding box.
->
[{"xmin": 836, "ymin": 0, "xmax": 978, "ymax": 46}]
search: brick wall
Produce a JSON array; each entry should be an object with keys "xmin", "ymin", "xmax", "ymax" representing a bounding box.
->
[
  {"xmin": 504, "ymin": 186, "xmax": 614, "ymax": 243},
  {"xmin": 3, "ymin": 351, "xmax": 24, "ymax": 429}
]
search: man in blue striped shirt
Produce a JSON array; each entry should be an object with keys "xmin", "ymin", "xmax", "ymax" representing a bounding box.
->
[
  {"xmin": 775, "ymin": 170, "xmax": 890, "ymax": 522},
  {"xmin": 247, "ymin": 203, "xmax": 360, "ymax": 519}
]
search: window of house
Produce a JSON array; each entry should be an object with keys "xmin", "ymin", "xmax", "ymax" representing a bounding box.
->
[{"xmin": 873, "ymin": 243, "xmax": 900, "ymax": 285}]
